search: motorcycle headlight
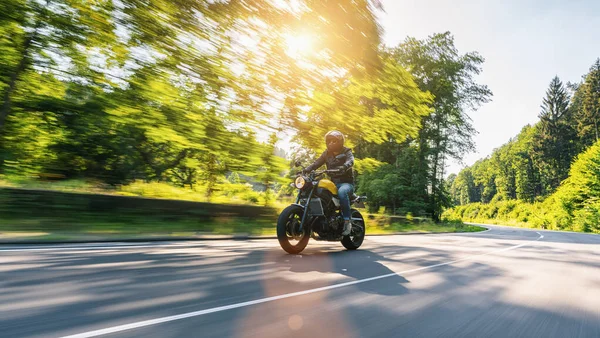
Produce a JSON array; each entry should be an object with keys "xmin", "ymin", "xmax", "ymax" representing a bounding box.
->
[{"xmin": 294, "ymin": 176, "xmax": 306, "ymax": 189}]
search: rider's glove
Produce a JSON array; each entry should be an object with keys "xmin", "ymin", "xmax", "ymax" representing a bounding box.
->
[{"xmin": 334, "ymin": 165, "xmax": 347, "ymax": 174}]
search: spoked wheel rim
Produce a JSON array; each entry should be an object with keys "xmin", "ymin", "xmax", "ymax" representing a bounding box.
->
[
  {"xmin": 285, "ymin": 210, "xmax": 306, "ymax": 245},
  {"xmin": 349, "ymin": 213, "xmax": 365, "ymax": 245}
]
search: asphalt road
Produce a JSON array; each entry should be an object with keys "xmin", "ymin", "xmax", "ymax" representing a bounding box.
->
[{"xmin": 1, "ymin": 225, "xmax": 599, "ymax": 338}]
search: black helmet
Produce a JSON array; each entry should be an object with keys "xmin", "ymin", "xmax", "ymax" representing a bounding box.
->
[{"xmin": 325, "ymin": 130, "xmax": 344, "ymax": 153}]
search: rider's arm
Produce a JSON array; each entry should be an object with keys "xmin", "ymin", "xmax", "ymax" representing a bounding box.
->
[
  {"xmin": 342, "ymin": 149, "xmax": 354, "ymax": 170},
  {"xmin": 304, "ymin": 151, "xmax": 327, "ymax": 173}
]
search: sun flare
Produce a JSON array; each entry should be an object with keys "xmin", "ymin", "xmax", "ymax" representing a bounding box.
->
[{"xmin": 284, "ymin": 33, "xmax": 313, "ymax": 59}]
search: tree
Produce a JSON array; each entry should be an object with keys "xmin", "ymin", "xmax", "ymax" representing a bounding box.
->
[
  {"xmin": 575, "ymin": 59, "xmax": 600, "ymax": 147},
  {"xmin": 554, "ymin": 140, "xmax": 600, "ymax": 232},
  {"xmin": 451, "ymin": 167, "xmax": 478, "ymax": 205},
  {"xmin": 532, "ymin": 76, "xmax": 578, "ymax": 192},
  {"xmin": 472, "ymin": 158, "xmax": 496, "ymax": 203},
  {"xmin": 293, "ymin": 53, "xmax": 432, "ymax": 151},
  {"xmin": 512, "ymin": 126, "xmax": 538, "ymax": 202},
  {"xmin": 255, "ymin": 134, "xmax": 289, "ymax": 206},
  {"xmin": 357, "ymin": 145, "xmax": 428, "ymax": 215},
  {"xmin": 391, "ymin": 32, "xmax": 493, "ymax": 220},
  {"xmin": 0, "ymin": 0, "xmax": 115, "ymax": 169}
]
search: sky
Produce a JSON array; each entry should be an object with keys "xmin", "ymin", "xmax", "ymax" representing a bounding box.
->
[{"xmin": 377, "ymin": 0, "xmax": 600, "ymax": 175}]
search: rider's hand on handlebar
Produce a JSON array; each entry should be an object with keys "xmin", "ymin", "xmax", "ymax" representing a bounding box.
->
[{"xmin": 334, "ymin": 165, "xmax": 347, "ymax": 174}]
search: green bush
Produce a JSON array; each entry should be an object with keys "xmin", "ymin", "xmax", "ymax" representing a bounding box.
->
[{"xmin": 443, "ymin": 140, "xmax": 600, "ymax": 234}]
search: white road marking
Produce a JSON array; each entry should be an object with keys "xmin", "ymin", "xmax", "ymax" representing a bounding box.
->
[
  {"xmin": 453, "ymin": 225, "xmax": 492, "ymax": 234},
  {"xmin": 0, "ymin": 244, "xmax": 174, "ymax": 252},
  {"xmin": 465, "ymin": 222, "xmax": 600, "ymax": 237},
  {"xmin": 60, "ymin": 233, "xmax": 544, "ymax": 338},
  {"xmin": 0, "ymin": 241, "xmax": 274, "ymax": 253},
  {"xmin": 0, "ymin": 225, "xmax": 503, "ymax": 253}
]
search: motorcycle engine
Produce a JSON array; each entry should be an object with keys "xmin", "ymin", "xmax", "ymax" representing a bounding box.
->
[{"xmin": 329, "ymin": 215, "xmax": 343, "ymax": 230}]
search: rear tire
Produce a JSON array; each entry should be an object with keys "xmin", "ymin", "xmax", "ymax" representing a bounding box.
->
[
  {"xmin": 277, "ymin": 205, "xmax": 310, "ymax": 254},
  {"xmin": 341, "ymin": 209, "xmax": 365, "ymax": 250}
]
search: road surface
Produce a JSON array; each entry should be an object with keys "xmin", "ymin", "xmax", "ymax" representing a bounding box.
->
[{"xmin": 1, "ymin": 225, "xmax": 599, "ymax": 338}]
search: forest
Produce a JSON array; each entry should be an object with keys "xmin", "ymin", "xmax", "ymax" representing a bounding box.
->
[
  {"xmin": 445, "ymin": 60, "xmax": 600, "ymax": 233},
  {"xmin": 1, "ymin": 0, "xmax": 492, "ymax": 222}
]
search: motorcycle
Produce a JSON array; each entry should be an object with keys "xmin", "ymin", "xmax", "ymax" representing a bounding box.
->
[{"xmin": 276, "ymin": 161, "xmax": 367, "ymax": 254}]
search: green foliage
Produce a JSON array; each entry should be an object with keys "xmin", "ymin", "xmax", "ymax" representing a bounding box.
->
[
  {"xmin": 0, "ymin": 0, "xmax": 502, "ymax": 228},
  {"xmin": 293, "ymin": 53, "xmax": 432, "ymax": 152},
  {"xmin": 0, "ymin": 0, "xmax": 387, "ymax": 199},
  {"xmin": 450, "ymin": 70, "xmax": 598, "ymax": 207},
  {"xmin": 357, "ymin": 146, "xmax": 428, "ymax": 216},
  {"xmin": 445, "ymin": 139, "xmax": 600, "ymax": 233},
  {"xmin": 390, "ymin": 32, "xmax": 493, "ymax": 220},
  {"xmin": 574, "ymin": 59, "xmax": 600, "ymax": 147},
  {"xmin": 531, "ymin": 76, "xmax": 578, "ymax": 192}
]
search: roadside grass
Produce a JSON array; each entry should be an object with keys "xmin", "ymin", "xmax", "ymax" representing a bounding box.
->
[
  {"xmin": 367, "ymin": 221, "xmax": 484, "ymax": 235},
  {"xmin": 0, "ymin": 212, "xmax": 484, "ymax": 243},
  {"xmin": 0, "ymin": 176, "xmax": 485, "ymax": 242}
]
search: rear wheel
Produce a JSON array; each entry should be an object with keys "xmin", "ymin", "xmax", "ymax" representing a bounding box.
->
[
  {"xmin": 277, "ymin": 205, "xmax": 310, "ymax": 254},
  {"xmin": 341, "ymin": 209, "xmax": 365, "ymax": 250}
]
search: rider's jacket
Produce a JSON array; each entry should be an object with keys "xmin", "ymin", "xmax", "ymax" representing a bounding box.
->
[{"xmin": 305, "ymin": 147, "xmax": 355, "ymax": 184}]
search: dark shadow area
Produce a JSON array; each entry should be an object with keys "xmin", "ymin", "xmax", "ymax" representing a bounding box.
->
[{"xmin": 276, "ymin": 249, "xmax": 410, "ymax": 296}]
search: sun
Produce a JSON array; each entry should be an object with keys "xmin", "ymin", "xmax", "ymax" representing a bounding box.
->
[{"xmin": 284, "ymin": 33, "xmax": 313, "ymax": 59}]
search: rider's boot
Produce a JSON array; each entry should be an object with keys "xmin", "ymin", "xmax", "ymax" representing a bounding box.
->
[{"xmin": 342, "ymin": 219, "xmax": 351, "ymax": 236}]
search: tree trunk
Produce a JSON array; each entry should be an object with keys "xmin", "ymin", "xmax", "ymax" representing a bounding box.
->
[
  {"xmin": 0, "ymin": 33, "xmax": 35, "ymax": 171},
  {"xmin": 594, "ymin": 118, "xmax": 598, "ymax": 142},
  {"xmin": 431, "ymin": 152, "xmax": 439, "ymax": 222},
  {"xmin": 0, "ymin": 8, "xmax": 48, "ymax": 171},
  {"xmin": 0, "ymin": 24, "xmax": 39, "ymax": 133}
]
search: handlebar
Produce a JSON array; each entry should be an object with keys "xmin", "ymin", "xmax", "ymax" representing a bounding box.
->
[
  {"xmin": 314, "ymin": 168, "xmax": 343, "ymax": 176},
  {"xmin": 296, "ymin": 168, "xmax": 345, "ymax": 177}
]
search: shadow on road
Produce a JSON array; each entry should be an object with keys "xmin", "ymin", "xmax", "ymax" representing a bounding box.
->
[
  {"xmin": 274, "ymin": 249, "xmax": 410, "ymax": 297},
  {"xmin": 2, "ymin": 227, "xmax": 600, "ymax": 338}
]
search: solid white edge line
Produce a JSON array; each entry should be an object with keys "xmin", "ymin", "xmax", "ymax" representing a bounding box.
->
[
  {"xmin": 0, "ymin": 226, "xmax": 494, "ymax": 252},
  {"xmin": 465, "ymin": 222, "xmax": 600, "ymax": 236},
  {"xmin": 0, "ymin": 244, "xmax": 171, "ymax": 252},
  {"xmin": 59, "ymin": 232, "xmax": 544, "ymax": 338}
]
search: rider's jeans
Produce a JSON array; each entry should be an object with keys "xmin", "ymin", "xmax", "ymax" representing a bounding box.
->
[{"xmin": 336, "ymin": 183, "xmax": 354, "ymax": 221}]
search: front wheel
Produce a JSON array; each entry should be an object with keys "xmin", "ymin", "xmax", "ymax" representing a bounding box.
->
[
  {"xmin": 277, "ymin": 205, "xmax": 310, "ymax": 254},
  {"xmin": 341, "ymin": 209, "xmax": 365, "ymax": 250}
]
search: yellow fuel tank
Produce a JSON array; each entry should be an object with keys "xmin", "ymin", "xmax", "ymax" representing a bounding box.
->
[{"xmin": 318, "ymin": 179, "xmax": 338, "ymax": 195}]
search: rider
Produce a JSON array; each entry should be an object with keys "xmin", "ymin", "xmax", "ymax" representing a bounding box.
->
[{"xmin": 304, "ymin": 130, "xmax": 355, "ymax": 236}]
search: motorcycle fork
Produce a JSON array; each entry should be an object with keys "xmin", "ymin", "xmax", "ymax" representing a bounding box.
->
[{"xmin": 298, "ymin": 187, "xmax": 315, "ymax": 232}]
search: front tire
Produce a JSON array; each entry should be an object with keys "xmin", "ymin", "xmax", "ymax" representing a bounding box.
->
[
  {"xmin": 341, "ymin": 209, "xmax": 365, "ymax": 250},
  {"xmin": 277, "ymin": 205, "xmax": 310, "ymax": 254}
]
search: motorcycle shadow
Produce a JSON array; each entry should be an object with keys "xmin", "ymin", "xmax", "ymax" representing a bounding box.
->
[{"xmin": 273, "ymin": 249, "xmax": 410, "ymax": 297}]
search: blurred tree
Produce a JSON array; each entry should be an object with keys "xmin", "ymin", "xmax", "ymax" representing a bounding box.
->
[
  {"xmin": 0, "ymin": 0, "xmax": 116, "ymax": 169},
  {"xmin": 294, "ymin": 53, "xmax": 432, "ymax": 151},
  {"xmin": 255, "ymin": 133, "xmax": 289, "ymax": 206}
]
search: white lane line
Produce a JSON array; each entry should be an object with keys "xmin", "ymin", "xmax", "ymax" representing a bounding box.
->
[
  {"xmin": 60, "ymin": 233, "xmax": 544, "ymax": 338},
  {"xmin": 466, "ymin": 222, "xmax": 600, "ymax": 237},
  {"xmin": 0, "ymin": 244, "xmax": 173, "ymax": 252},
  {"xmin": 0, "ymin": 241, "xmax": 265, "ymax": 252}
]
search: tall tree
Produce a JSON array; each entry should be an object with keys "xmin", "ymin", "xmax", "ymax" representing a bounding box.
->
[
  {"xmin": 391, "ymin": 32, "xmax": 493, "ymax": 220},
  {"xmin": 0, "ymin": 0, "xmax": 115, "ymax": 168},
  {"xmin": 532, "ymin": 76, "xmax": 577, "ymax": 192},
  {"xmin": 576, "ymin": 59, "xmax": 600, "ymax": 147}
]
